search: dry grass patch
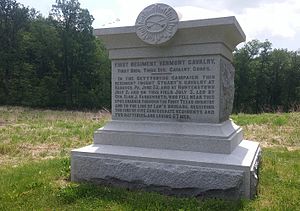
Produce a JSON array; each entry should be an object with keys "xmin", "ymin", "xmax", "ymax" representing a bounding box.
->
[
  {"xmin": 0, "ymin": 155, "xmax": 19, "ymax": 166},
  {"xmin": 243, "ymin": 124, "xmax": 288, "ymax": 148},
  {"xmin": 0, "ymin": 106, "xmax": 109, "ymax": 166},
  {"xmin": 232, "ymin": 112, "xmax": 300, "ymax": 150}
]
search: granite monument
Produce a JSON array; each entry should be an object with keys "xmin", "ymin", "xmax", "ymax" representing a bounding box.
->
[{"xmin": 71, "ymin": 3, "xmax": 261, "ymax": 199}]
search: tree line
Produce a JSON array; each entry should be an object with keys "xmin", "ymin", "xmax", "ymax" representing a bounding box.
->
[
  {"xmin": 0, "ymin": 0, "xmax": 111, "ymax": 109},
  {"xmin": 1, "ymin": 0, "xmax": 300, "ymax": 113}
]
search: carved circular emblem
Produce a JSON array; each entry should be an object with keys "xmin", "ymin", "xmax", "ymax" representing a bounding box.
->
[{"xmin": 135, "ymin": 3, "xmax": 179, "ymax": 45}]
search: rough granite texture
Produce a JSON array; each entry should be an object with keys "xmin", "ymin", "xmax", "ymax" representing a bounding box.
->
[
  {"xmin": 219, "ymin": 57, "xmax": 235, "ymax": 122},
  {"xmin": 72, "ymin": 156, "xmax": 245, "ymax": 199}
]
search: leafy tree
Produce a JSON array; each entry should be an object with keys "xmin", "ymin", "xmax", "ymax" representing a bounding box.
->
[
  {"xmin": 49, "ymin": 0, "xmax": 95, "ymax": 108},
  {"xmin": 255, "ymin": 40, "xmax": 272, "ymax": 112},
  {"xmin": 233, "ymin": 40, "xmax": 261, "ymax": 112},
  {"xmin": 20, "ymin": 17, "xmax": 62, "ymax": 107},
  {"xmin": 0, "ymin": 0, "xmax": 30, "ymax": 104}
]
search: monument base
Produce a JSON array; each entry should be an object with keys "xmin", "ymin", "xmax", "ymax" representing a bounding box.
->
[{"xmin": 71, "ymin": 140, "xmax": 261, "ymax": 199}]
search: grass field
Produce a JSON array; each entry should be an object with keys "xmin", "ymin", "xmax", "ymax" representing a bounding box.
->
[{"xmin": 0, "ymin": 106, "xmax": 299, "ymax": 210}]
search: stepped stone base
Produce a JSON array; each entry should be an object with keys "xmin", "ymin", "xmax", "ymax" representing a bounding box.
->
[
  {"xmin": 71, "ymin": 140, "xmax": 261, "ymax": 199},
  {"xmin": 94, "ymin": 120, "xmax": 243, "ymax": 154}
]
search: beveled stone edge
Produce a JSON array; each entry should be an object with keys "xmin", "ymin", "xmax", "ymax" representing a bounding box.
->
[
  {"xmin": 95, "ymin": 119, "xmax": 241, "ymax": 138},
  {"xmin": 93, "ymin": 127, "xmax": 243, "ymax": 154},
  {"xmin": 71, "ymin": 140, "xmax": 260, "ymax": 169},
  {"xmin": 94, "ymin": 16, "xmax": 245, "ymax": 41}
]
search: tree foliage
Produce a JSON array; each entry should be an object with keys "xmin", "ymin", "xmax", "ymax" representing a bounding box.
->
[
  {"xmin": 233, "ymin": 40, "xmax": 300, "ymax": 113},
  {"xmin": 0, "ymin": 0, "xmax": 30, "ymax": 103}
]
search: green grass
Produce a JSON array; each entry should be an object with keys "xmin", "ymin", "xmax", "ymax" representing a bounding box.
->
[
  {"xmin": 0, "ymin": 106, "xmax": 300, "ymax": 210},
  {"xmin": 231, "ymin": 112, "xmax": 290, "ymax": 126}
]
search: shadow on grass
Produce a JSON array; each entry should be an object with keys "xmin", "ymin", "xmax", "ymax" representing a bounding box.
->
[{"xmin": 57, "ymin": 181, "xmax": 246, "ymax": 211}]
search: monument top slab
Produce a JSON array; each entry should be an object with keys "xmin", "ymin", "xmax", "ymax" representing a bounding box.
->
[
  {"xmin": 94, "ymin": 16, "xmax": 245, "ymax": 61},
  {"xmin": 95, "ymin": 16, "xmax": 244, "ymax": 39}
]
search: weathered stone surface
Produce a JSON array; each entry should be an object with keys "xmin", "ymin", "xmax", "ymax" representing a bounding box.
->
[
  {"xmin": 220, "ymin": 57, "xmax": 235, "ymax": 122},
  {"xmin": 72, "ymin": 156, "xmax": 244, "ymax": 199}
]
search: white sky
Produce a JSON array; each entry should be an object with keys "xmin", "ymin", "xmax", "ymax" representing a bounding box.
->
[{"xmin": 18, "ymin": 0, "xmax": 300, "ymax": 50}]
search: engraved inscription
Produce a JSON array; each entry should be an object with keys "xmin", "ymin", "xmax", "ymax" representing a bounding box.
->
[
  {"xmin": 135, "ymin": 3, "xmax": 179, "ymax": 45},
  {"xmin": 112, "ymin": 56, "xmax": 220, "ymax": 123}
]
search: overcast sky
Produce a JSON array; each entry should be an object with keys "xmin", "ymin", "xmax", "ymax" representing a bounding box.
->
[{"xmin": 18, "ymin": 0, "xmax": 300, "ymax": 50}]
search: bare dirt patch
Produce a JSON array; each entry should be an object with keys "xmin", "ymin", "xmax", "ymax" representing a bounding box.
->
[
  {"xmin": 0, "ymin": 119, "xmax": 9, "ymax": 127},
  {"xmin": 91, "ymin": 109, "xmax": 111, "ymax": 121},
  {"xmin": 19, "ymin": 143, "xmax": 61, "ymax": 158}
]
